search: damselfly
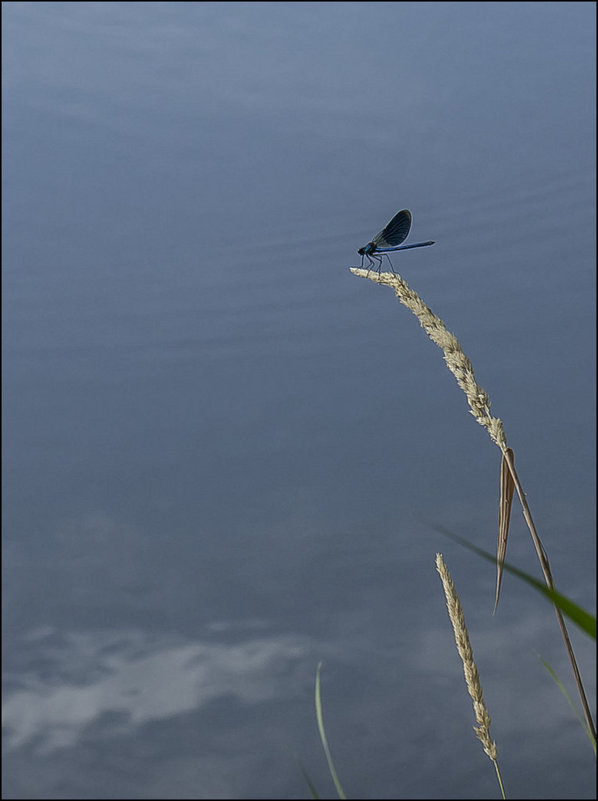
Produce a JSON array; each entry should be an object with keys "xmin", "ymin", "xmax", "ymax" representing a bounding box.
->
[{"xmin": 358, "ymin": 209, "xmax": 434, "ymax": 273}]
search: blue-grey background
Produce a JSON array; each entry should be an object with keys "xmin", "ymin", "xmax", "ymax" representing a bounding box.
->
[{"xmin": 2, "ymin": 2, "xmax": 595, "ymax": 799}]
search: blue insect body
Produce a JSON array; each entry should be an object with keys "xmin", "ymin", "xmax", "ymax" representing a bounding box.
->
[{"xmin": 358, "ymin": 209, "xmax": 434, "ymax": 272}]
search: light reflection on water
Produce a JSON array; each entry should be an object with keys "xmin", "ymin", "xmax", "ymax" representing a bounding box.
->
[{"xmin": 4, "ymin": 627, "xmax": 314, "ymax": 754}]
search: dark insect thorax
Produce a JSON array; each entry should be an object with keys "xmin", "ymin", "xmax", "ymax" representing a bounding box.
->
[{"xmin": 358, "ymin": 242, "xmax": 376, "ymax": 255}]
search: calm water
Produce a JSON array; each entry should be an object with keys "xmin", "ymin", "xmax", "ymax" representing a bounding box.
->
[{"xmin": 2, "ymin": 2, "xmax": 595, "ymax": 799}]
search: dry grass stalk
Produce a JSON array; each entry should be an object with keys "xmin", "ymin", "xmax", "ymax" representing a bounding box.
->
[
  {"xmin": 495, "ymin": 447, "xmax": 515, "ymax": 612},
  {"xmin": 350, "ymin": 267, "xmax": 596, "ymax": 742},
  {"xmin": 435, "ymin": 553, "xmax": 499, "ymax": 763},
  {"xmin": 349, "ymin": 268, "xmax": 507, "ymax": 449}
]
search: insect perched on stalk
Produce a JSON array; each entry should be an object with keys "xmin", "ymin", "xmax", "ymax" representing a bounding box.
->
[{"xmin": 358, "ymin": 209, "xmax": 434, "ymax": 273}]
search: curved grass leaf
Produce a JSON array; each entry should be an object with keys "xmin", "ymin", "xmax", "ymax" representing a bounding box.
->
[
  {"xmin": 315, "ymin": 662, "xmax": 347, "ymax": 800},
  {"xmin": 432, "ymin": 526, "xmax": 596, "ymax": 639}
]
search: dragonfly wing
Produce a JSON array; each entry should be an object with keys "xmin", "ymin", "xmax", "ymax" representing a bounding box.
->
[{"xmin": 372, "ymin": 209, "xmax": 412, "ymax": 248}]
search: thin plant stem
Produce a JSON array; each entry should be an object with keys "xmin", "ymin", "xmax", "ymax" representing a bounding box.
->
[
  {"xmin": 501, "ymin": 449, "xmax": 596, "ymax": 742},
  {"xmin": 350, "ymin": 267, "xmax": 596, "ymax": 743}
]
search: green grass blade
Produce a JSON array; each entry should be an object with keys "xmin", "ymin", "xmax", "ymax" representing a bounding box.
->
[
  {"xmin": 297, "ymin": 759, "xmax": 321, "ymax": 799},
  {"xmin": 432, "ymin": 526, "xmax": 596, "ymax": 639},
  {"xmin": 539, "ymin": 656, "xmax": 597, "ymax": 755},
  {"xmin": 315, "ymin": 662, "xmax": 347, "ymax": 800}
]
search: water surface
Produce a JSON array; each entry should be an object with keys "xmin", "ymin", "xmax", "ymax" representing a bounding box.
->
[{"xmin": 3, "ymin": 2, "xmax": 595, "ymax": 799}]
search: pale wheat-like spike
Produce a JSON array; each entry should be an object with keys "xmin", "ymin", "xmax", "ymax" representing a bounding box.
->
[
  {"xmin": 350, "ymin": 266, "xmax": 595, "ymax": 747},
  {"xmin": 349, "ymin": 268, "xmax": 508, "ymax": 450},
  {"xmin": 435, "ymin": 553, "xmax": 499, "ymax": 763}
]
